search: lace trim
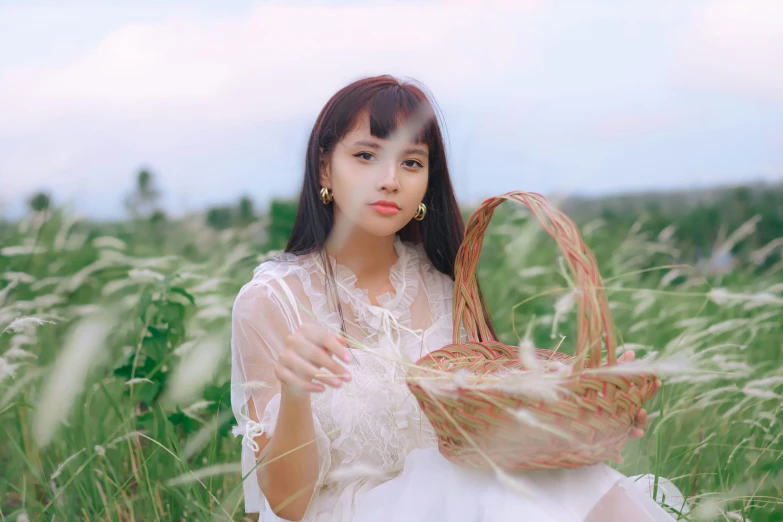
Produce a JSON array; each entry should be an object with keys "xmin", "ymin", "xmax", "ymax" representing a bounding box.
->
[{"xmin": 299, "ymin": 236, "xmax": 422, "ymax": 337}]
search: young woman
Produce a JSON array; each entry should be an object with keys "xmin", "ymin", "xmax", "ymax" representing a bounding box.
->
[{"xmin": 230, "ymin": 75, "xmax": 688, "ymax": 521}]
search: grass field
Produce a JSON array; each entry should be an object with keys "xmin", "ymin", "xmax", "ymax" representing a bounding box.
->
[{"xmin": 1, "ymin": 200, "xmax": 782, "ymax": 521}]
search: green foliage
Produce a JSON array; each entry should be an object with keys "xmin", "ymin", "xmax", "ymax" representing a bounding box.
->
[
  {"xmin": 1, "ymin": 181, "xmax": 781, "ymax": 520},
  {"xmin": 266, "ymin": 199, "xmax": 299, "ymax": 250},
  {"xmin": 236, "ymin": 196, "xmax": 256, "ymax": 228},
  {"xmin": 206, "ymin": 205, "xmax": 235, "ymax": 230},
  {"xmin": 28, "ymin": 191, "xmax": 52, "ymax": 213}
]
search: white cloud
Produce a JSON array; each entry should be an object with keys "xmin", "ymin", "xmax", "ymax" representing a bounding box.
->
[
  {"xmin": 1, "ymin": 1, "xmax": 780, "ymax": 217},
  {"xmin": 0, "ymin": 1, "xmax": 541, "ymax": 134},
  {"xmin": 676, "ymin": 0, "xmax": 783, "ymax": 100},
  {"xmin": 0, "ymin": 0, "xmax": 542, "ymax": 205}
]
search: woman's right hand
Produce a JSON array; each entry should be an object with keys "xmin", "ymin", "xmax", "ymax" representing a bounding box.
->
[{"xmin": 275, "ymin": 323, "xmax": 353, "ymax": 393}]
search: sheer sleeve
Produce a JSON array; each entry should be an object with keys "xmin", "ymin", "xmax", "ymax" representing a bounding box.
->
[{"xmin": 230, "ymin": 273, "xmax": 332, "ymax": 514}]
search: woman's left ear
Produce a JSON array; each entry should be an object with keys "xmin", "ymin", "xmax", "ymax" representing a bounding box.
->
[{"xmin": 319, "ymin": 158, "xmax": 331, "ymax": 188}]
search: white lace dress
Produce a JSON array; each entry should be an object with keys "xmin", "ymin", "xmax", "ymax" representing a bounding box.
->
[{"xmin": 230, "ymin": 235, "xmax": 688, "ymax": 522}]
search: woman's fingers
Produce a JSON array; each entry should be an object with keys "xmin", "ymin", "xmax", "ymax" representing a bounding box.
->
[
  {"xmin": 300, "ymin": 326, "xmax": 352, "ymax": 381},
  {"xmin": 628, "ymin": 424, "xmax": 644, "ymax": 438},
  {"xmin": 303, "ymin": 324, "xmax": 352, "ymax": 363},
  {"xmin": 275, "ymin": 364, "xmax": 325, "ymax": 393},
  {"xmin": 280, "ymin": 349, "xmax": 343, "ymax": 388},
  {"xmin": 300, "ymin": 341, "xmax": 352, "ymax": 382},
  {"xmin": 617, "ymin": 350, "xmax": 658, "ymax": 439},
  {"xmin": 627, "ymin": 407, "xmax": 647, "ymax": 438},
  {"xmin": 635, "ymin": 408, "xmax": 648, "ymax": 428}
]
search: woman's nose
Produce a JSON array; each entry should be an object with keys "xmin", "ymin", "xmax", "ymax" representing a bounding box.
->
[{"xmin": 378, "ymin": 162, "xmax": 400, "ymax": 191}]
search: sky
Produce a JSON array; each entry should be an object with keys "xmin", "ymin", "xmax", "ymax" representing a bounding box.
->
[{"xmin": 1, "ymin": 0, "xmax": 782, "ymax": 219}]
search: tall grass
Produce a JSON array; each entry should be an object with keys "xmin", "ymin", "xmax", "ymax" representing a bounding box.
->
[{"xmin": 0, "ymin": 204, "xmax": 781, "ymax": 520}]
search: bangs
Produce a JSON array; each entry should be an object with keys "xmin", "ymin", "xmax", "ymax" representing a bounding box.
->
[{"xmin": 359, "ymin": 87, "xmax": 436, "ymax": 146}]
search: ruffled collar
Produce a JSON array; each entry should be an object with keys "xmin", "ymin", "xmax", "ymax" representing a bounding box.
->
[
  {"xmin": 320, "ymin": 234, "xmax": 416, "ymax": 312},
  {"xmin": 273, "ymin": 235, "xmax": 426, "ymax": 342}
]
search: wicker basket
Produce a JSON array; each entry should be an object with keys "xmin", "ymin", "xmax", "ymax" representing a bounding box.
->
[{"xmin": 406, "ymin": 191, "xmax": 658, "ymax": 471}]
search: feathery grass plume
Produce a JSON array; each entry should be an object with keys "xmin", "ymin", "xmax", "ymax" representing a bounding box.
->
[
  {"xmin": 517, "ymin": 266, "xmax": 553, "ymax": 278},
  {"xmin": 0, "ymin": 367, "xmax": 44, "ymax": 409},
  {"xmin": 744, "ymin": 291, "xmax": 783, "ymax": 309},
  {"xmin": 632, "ymin": 294, "xmax": 656, "ymax": 317},
  {"xmin": 629, "ymin": 319, "xmax": 651, "ymax": 334},
  {"xmin": 128, "ymin": 268, "xmax": 166, "ymax": 282},
  {"xmin": 0, "ymin": 308, "xmax": 17, "ymax": 326},
  {"xmin": 616, "ymin": 343, "xmax": 648, "ymax": 355},
  {"xmin": 659, "ymin": 268, "xmax": 683, "ymax": 287},
  {"xmin": 161, "ymin": 335, "xmax": 226, "ymax": 407},
  {"xmin": 100, "ymin": 278, "xmax": 138, "ymax": 296},
  {"xmin": 483, "ymin": 370, "xmax": 571, "ymax": 403},
  {"xmin": 195, "ymin": 305, "xmax": 231, "ymax": 321},
  {"xmin": 124, "ymin": 377, "xmax": 154, "ymax": 386},
  {"xmin": 107, "ymin": 431, "xmax": 144, "ymax": 448},
  {"xmin": 2, "ymin": 346, "xmax": 36, "ymax": 364},
  {"xmin": 0, "ymin": 280, "xmax": 19, "ymax": 306},
  {"xmin": 28, "ymin": 276, "xmax": 62, "ymax": 292},
  {"xmin": 493, "ymin": 468, "xmax": 538, "ymax": 499},
  {"xmin": 509, "ymin": 407, "xmax": 578, "ymax": 442},
  {"xmin": 190, "ymin": 277, "xmax": 225, "ymax": 294},
  {"xmin": 58, "ymin": 259, "xmax": 113, "ymax": 293},
  {"xmin": 0, "ymin": 357, "xmax": 21, "ymax": 384},
  {"xmin": 30, "ymin": 294, "xmax": 66, "ymax": 309},
  {"xmin": 501, "ymin": 211, "xmax": 547, "ymax": 270},
  {"xmin": 327, "ymin": 462, "xmax": 390, "ymax": 483},
  {"xmin": 1, "ymin": 271, "xmax": 36, "ymax": 284},
  {"xmin": 215, "ymin": 243, "xmax": 254, "ymax": 276},
  {"xmin": 52, "ymin": 213, "xmax": 82, "ymax": 251},
  {"xmin": 414, "ymin": 373, "xmax": 459, "ymax": 400},
  {"xmin": 750, "ymin": 236, "xmax": 783, "ymax": 265},
  {"xmin": 2, "ymin": 315, "xmax": 57, "ymax": 334},
  {"xmin": 0, "ymin": 245, "xmax": 48, "ymax": 256},
  {"xmin": 690, "ymin": 496, "xmax": 724, "ymax": 520},
  {"xmin": 50, "ymin": 448, "xmax": 86, "ymax": 481},
  {"xmin": 580, "ymin": 217, "xmax": 606, "ymax": 237},
  {"xmin": 236, "ymin": 380, "xmax": 273, "ymax": 390},
  {"xmin": 92, "ymin": 236, "xmax": 127, "ymax": 250},
  {"xmin": 165, "ymin": 462, "xmax": 242, "ymax": 487},
  {"xmin": 33, "ymin": 313, "xmax": 111, "ymax": 447},
  {"xmin": 516, "ymin": 338, "xmax": 541, "ymax": 372},
  {"xmin": 183, "ymin": 409, "xmax": 235, "ymax": 459},
  {"xmin": 658, "ymin": 224, "xmax": 677, "ymax": 242},
  {"xmin": 580, "ymin": 351, "xmax": 695, "ymax": 380},
  {"xmin": 172, "ymin": 339, "xmax": 198, "ymax": 357},
  {"xmin": 182, "ymin": 400, "xmax": 215, "ymax": 419}
]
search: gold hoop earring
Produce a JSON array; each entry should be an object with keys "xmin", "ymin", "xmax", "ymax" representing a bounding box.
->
[
  {"xmin": 319, "ymin": 186, "xmax": 333, "ymax": 204},
  {"xmin": 413, "ymin": 202, "xmax": 427, "ymax": 221}
]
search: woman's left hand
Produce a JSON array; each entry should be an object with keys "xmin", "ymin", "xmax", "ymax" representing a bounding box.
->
[{"xmin": 611, "ymin": 350, "xmax": 662, "ymax": 464}]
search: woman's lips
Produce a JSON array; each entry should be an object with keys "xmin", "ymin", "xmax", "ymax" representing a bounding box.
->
[{"xmin": 369, "ymin": 203, "xmax": 400, "ymax": 215}]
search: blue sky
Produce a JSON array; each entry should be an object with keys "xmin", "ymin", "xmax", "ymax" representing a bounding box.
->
[{"xmin": 1, "ymin": 0, "xmax": 781, "ymax": 219}]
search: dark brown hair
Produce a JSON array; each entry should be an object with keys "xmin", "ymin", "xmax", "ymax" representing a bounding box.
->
[{"xmin": 285, "ymin": 74, "xmax": 497, "ymax": 342}]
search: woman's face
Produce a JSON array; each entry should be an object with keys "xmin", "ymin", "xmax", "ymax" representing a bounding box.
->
[{"xmin": 320, "ymin": 111, "xmax": 429, "ymax": 237}]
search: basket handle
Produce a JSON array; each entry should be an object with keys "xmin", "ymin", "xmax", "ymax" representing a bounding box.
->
[{"xmin": 452, "ymin": 191, "xmax": 617, "ymax": 368}]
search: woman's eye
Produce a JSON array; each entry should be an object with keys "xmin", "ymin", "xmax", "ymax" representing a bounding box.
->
[
  {"xmin": 403, "ymin": 159, "xmax": 424, "ymax": 168},
  {"xmin": 355, "ymin": 152, "xmax": 374, "ymax": 161}
]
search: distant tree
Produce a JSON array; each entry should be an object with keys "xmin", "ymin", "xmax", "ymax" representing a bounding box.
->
[
  {"xmin": 28, "ymin": 191, "xmax": 52, "ymax": 213},
  {"xmin": 205, "ymin": 206, "xmax": 234, "ymax": 230},
  {"xmin": 150, "ymin": 209, "xmax": 167, "ymax": 226},
  {"xmin": 236, "ymin": 196, "xmax": 256, "ymax": 228},
  {"xmin": 266, "ymin": 199, "xmax": 299, "ymax": 249},
  {"xmin": 125, "ymin": 168, "xmax": 162, "ymax": 219}
]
